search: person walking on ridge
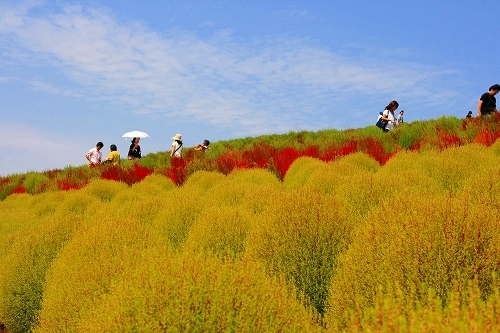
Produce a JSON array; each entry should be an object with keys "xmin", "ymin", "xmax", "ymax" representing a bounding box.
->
[
  {"xmin": 397, "ymin": 110, "xmax": 405, "ymax": 125},
  {"xmin": 171, "ymin": 134, "xmax": 183, "ymax": 158},
  {"xmin": 85, "ymin": 142, "xmax": 104, "ymax": 167},
  {"xmin": 477, "ymin": 84, "xmax": 500, "ymax": 117},
  {"xmin": 380, "ymin": 100, "xmax": 399, "ymax": 132}
]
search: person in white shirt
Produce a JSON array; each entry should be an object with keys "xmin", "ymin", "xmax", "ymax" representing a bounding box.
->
[
  {"xmin": 397, "ymin": 110, "xmax": 404, "ymax": 125},
  {"xmin": 380, "ymin": 100, "xmax": 399, "ymax": 132},
  {"xmin": 85, "ymin": 142, "xmax": 103, "ymax": 166},
  {"xmin": 170, "ymin": 134, "xmax": 183, "ymax": 158}
]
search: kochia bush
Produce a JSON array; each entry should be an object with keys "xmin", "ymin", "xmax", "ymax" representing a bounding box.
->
[{"xmin": 2, "ymin": 119, "xmax": 500, "ymax": 332}]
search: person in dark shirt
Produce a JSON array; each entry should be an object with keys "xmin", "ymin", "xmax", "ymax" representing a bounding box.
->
[
  {"xmin": 477, "ymin": 84, "xmax": 500, "ymax": 117},
  {"xmin": 127, "ymin": 137, "xmax": 141, "ymax": 160}
]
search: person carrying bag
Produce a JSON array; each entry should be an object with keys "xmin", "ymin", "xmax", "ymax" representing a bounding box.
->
[{"xmin": 376, "ymin": 100, "xmax": 399, "ymax": 132}]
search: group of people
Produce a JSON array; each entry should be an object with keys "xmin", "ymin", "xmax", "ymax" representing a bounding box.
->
[
  {"xmin": 376, "ymin": 84, "xmax": 500, "ymax": 132},
  {"xmin": 85, "ymin": 142, "xmax": 120, "ymax": 167},
  {"xmin": 86, "ymin": 83, "xmax": 499, "ymax": 166},
  {"xmin": 169, "ymin": 134, "xmax": 210, "ymax": 158},
  {"xmin": 85, "ymin": 134, "xmax": 210, "ymax": 167}
]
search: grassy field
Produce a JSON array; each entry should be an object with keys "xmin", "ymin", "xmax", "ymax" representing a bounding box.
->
[{"xmin": 1, "ymin": 115, "xmax": 500, "ymax": 332}]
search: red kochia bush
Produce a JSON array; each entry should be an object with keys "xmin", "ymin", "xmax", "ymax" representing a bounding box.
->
[
  {"xmin": 57, "ymin": 179, "xmax": 86, "ymax": 191},
  {"xmin": 272, "ymin": 147, "xmax": 300, "ymax": 180},
  {"xmin": 358, "ymin": 137, "xmax": 395, "ymax": 165},
  {"xmin": 474, "ymin": 128, "xmax": 499, "ymax": 147},
  {"xmin": 132, "ymin": 163, "xmax": 154, "ymax": 181},
  {"xmin": 319, "ymin": 140, "xmax": 357, "ymax": 162},
  {"xmin": 216, "ymin": 151, "xmax": 246, "ymax": 175},
  {"xmin": 11, "ymin": 184, "xmax": 27, "ymax": 194},
  {"xmin": 436, "ymin": 127, "xmax": 462, "ymax": 151},
  {"xmin": 166, "ymin": 158, "xmax": 188, "ymax": 186},
  {"xmin": 101, "ymin": 164, "xmax": 154, "ymax": 186},
  {"xmin": 57, "ymin": 168, "xmax": 93, "ymax": 191},
  {"xmin": 0, "ymin": 177, "xmax": 10, "ymax": 186},
  {"xmin": 241, "ymin": 143, "xmax": 277, "ymax": 168}
]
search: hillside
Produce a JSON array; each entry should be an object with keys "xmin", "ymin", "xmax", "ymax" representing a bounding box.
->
[
  {"xmin": 1, "ymin": 115, "xmax": 498, "ymax": 200},
  {"xmin": 1, "ymin": 115, "xmax": 500, "ymax": 332}
]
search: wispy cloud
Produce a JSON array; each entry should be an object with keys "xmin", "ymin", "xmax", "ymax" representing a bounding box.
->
[{"xmin": 0, "ymin": 1, "xmax": 460, "ymax": 135}]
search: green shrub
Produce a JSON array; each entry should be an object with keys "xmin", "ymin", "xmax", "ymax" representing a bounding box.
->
[
  {"xmin": 249, "ymin": 189, "xmax": 353, "ymax": 317},
  {"xmin": 35, "ymin": 215, "xmax": 164, "ymax": 332},
  {"xmin": 184, "ymin": 206, "xmax": 252, "ymax": 259},
  {"xmin": 0, "ymin": 191, "xmax": 83, "ymax": 333},
  {"xmin": 23, "ymin": 172, "xmax": 51, "ymax": 194},
  {"xmin": 327, "ymin": 189, "xmax": 500, "ymax": 330},
  {"xmin": 78, "ymin": 254, "xmax": 320, "ymax": 333},
  {"xmin": 82, "ymin": 178, "xmax": 128, "ymax": 202}
]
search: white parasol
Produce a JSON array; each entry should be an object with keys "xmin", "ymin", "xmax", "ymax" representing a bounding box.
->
[{"xmin": 122, "ymin": 131, "xmax": 150, "ymax": 138}]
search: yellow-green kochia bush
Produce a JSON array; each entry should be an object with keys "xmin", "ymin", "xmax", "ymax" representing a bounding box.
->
[
  {"xmin": 34, "ymin": 214, "xmax": 165, "ymax": 332},
  {"xmin": 327, "ymin": 189, "xmax": 500, "ymax": 330},
  {"xmin": 150, "ymin": 185, "xmax": 207, "ymax": 251},
  {"xmin": 183, "ymin": 206, "xmax": 252, "ymax": 259},
  {"xmin": 325, "ymin": 278, "xmax": 500, "ymax": 332},
  {"xmin": 248, "ymin": 188, "xmax": 354, "ymax": 317},
  {"xmin": 3, "ymin": 138, "xmax": 500, "ymax": 332},
  {"xmin": 81, "ymin": 178, "xmax": 128, "ymax": 202},
  {"xmin": 0, "ymin": 191, "xmax": 94, "ymax": 333},
  {"xmin": 77, "ymin": 254, "xmax": 320, "ymax": 333}
]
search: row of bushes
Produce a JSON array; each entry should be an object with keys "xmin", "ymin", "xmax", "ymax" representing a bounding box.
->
[
  {"xmin": 2, "ymin": 141, "xmax": 500, "ymax": 332},
  {"xmin": 2, "ymin": 115, "xmax": 500, "ymax": 202}
]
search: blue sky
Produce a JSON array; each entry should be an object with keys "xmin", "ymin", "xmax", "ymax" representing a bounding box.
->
[{"xmin": 1, "ymin": 0, "xmax": 498, "ymax": 176}]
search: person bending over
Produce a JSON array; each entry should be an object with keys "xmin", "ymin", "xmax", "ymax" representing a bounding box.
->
[
  {"xmin": 104, "ymin": 144, "xmax": 121, "ymax": 165},
  {"xmin": 195, "ymin": 139, "xmax": 210, "ymax": 151}
]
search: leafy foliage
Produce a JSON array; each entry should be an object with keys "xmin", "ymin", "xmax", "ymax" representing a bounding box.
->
[{"xmin": 2, "ymin": 116, "xmax": 500, "ymax": 332}]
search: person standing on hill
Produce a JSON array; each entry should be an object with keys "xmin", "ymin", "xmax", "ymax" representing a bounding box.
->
[
  {"xmin": 171, "ymin": 134, "xmax": 183, "ymax": 158},
  {"xmin": 104, "ymin": 144, "xmax": 121, "ymax": 165},
  {"xmin": 85, "ymin": 142, "xmax": 103, "ymax": 167},
  {"xmin": 477, "ymin": 84, "xmax": 500, "ymax": 117},
  {"xmin": 397, "ymin": 110, "xmax": 405, "ymax": 125},
  {"xmin": 127, "ymin": 137, "xmax": 141, "ymax": 160},
  {"xmin": 380, "ymin": 100, "xmax": 399, "ymax": 132}
]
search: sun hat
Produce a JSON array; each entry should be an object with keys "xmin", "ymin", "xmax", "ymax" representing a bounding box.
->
[{"xmin": 172, "ymin": 134, "xmax": 182, "ymax": 141}]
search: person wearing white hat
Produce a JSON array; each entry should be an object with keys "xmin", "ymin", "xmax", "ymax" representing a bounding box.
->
[{"xmin": 170, "ymin": 134, "xmax": 183, "ymax": 158}]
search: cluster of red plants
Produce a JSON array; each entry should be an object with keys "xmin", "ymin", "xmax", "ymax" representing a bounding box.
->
[
  {"xmin": 101, "ymin": 163, "xmax": 154, "ymax": 186},
  {"xmin": 170, "ymin": 138, "xmax": 395, "ymax": 183},
  {"xmin": 436, "ymin": 127, "xmax": 463, "ymax": 151},
  {"xmin": 474, "ymin": 128, "xmax": 500, "ymax": 146}
]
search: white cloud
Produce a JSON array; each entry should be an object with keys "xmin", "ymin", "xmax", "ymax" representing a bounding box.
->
[{"xmin": 0, "ymin": 1, "xmax": 461, "ymax": 135}]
